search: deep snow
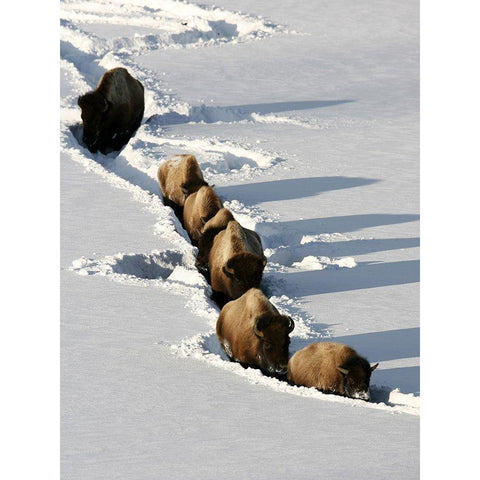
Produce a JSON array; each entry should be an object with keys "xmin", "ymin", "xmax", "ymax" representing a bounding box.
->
[{"xmin": 61, "ymin": 0, "xmax": 419, "ymax": 478}]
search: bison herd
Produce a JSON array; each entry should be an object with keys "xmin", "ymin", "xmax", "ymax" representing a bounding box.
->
[
  {"xmin": 158, "ymin": 153, "xmax": 379, "ymax": 401},
  {"xmin": 78, "ymin": 68, "xmax": 379, "ymax": 402}
]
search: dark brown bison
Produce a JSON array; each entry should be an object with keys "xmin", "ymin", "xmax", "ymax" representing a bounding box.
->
[
  {"xmin": 77, "ymin": 67, "xmax": 144, "ymax": 154},
  {"xmin": 196, "ymin": 208, "xmax": 235, "ymax": 269},
  {"xmin": 287, "ymin": 342, "xmax": 379, "ymax": 400},
  {"xmin": 209, "ymin": 220, "xmax": 267, "ymax": 300},
  {"xmin": 217, "ymin": 288, "xmax": 295, "ymax": 375},
  {"xmin": 183, "ymin": 186, "xmax": 222, "ymax": 244},
  {"xmin": 157, "ymin": 154, "xmax": 207, "ymax": 209}
]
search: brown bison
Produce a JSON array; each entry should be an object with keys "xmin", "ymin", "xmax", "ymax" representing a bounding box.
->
[
  {"xmin": 209, "ymin": 220, "xmax": 267, "ymax": 300},
  {"xmin": 217, "ymin": 288, "xmax": 295, "ymax": 375},
  {"xmin": 78, "ymin": 67, "xmax": 144, "ymax": 154},
  {"xmin": 287, "ymin": 342, "xmax": 379, "ymax": 400},
  {"xmin": 183, "ymin": 186, "xmax": 223, "ymax": 244},
  {"xmin": 157, "ymin": 154, "xmax": 207, "ymax": 209},
  {"xmin": 196, "ymin": 208, "xmax": 235, "ymax": 269}
]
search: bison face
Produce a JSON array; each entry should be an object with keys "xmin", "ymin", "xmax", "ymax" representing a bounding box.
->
[
  {"xmin": 78, "ymin": 92, "xmax": 111, "ymax": 152},
  {"xmin": 337, "ymin": 362, "xmax": 379, "ymax": 401},
  {"xmin": 254, "ymin": 314, "xmax": 295, "ymax": 376},
  {"xmin": 222, "ymin": 252, "xmax": 266, "ymax": 299}
]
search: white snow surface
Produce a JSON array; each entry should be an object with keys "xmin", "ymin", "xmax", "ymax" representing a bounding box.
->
[{"xmin": 61, "ymin": 1, "xmax": 419, "ymax": 479}]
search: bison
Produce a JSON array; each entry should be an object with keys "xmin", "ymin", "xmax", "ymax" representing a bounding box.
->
[
  {"xmin": 196, "ymin": 208, "xmax": 235, "ymax": 269},
  {"xmin": 287, "ymin": 342, "xmax": 379, "ymax": 400},
  {"xmin": 208, "ymin": 220, "xmax": 267, "ymax": 301},
  {"xmin": 77, "ymin": 67, "xmax": 144, "ymax": 154},
  {"xmin": 217, "ymin": 288, "xmax": 295, "ymax": 375},
  {"xmin": 157, "ymin": 154, "xmax": 208, "ymax": 212},
  {"xmin": 183, "ymin": 186, "xmax": 223, "ymax": 244}
]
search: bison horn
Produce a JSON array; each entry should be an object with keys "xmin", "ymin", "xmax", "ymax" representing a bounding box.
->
[
  {"xmin": 101, "ymin": 96, "xmax": 111, "ymax": 113},
  {"xmin": 370, "ymin": 363, "xmax": 379, "ymax": 372},
  {"xmin": 287, "ymin": 317, "xmax": 295, "ymax": 333},
  {"xmin": 337, "ymin": 367, "xmax": 349, "ymax": 376}
]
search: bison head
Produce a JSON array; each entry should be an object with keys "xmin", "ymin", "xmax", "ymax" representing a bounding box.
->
[
  {"xmin": 78, "ymin": 92, "xmax": 111, "ymax": 152},
  {"xmin": 337, "ymin": 360, "xmax": 379, "ymax": 401},
  {"xmin": 254, "ymin": 313, "xmax": 295, "ymax": 376},
  {"xmin": 222, "ymin": 252, "xmax": 267, "ymax": 299}
]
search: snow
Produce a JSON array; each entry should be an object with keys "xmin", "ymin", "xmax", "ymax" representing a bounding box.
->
[{"xmin": 61, "ymin": 0, "xmax": 419, "ymax": 478}]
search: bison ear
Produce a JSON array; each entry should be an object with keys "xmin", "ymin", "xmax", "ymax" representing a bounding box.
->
[
  {"xmin": 287, "ymin": 316, "xmax": 295, "ymax": 333},
  {"xmin": 337, "ymin": 367, "xmax": 349, "ymax": 376},
  {"xmin": 370, "ymin": 363, "xmax": 379, "ymax": 372},
  {"xmin": 180, "ymin": 181, "xmax": 195, "ymax": 197},
  {"xmin": 77, "ymin": 95, "xmax": 85, "ymax": 108},
  {"xmin": 262, "ymin": 256, "xmax": 267, "ymax": 267},
  {"xmin": 254, "ymin": 315, "xmax": 271, "ymax": 338},
  {"xmin": 222, "ymin": 260, "xmax": 235, "ymax": 279}
]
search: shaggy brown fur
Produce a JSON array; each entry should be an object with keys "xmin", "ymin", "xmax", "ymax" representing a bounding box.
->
[
  {"xmin": 183, "ymin": 186, "xmax": 223, "ymax": 244},
  {"xmin": 217, "ymin": 288, "xmax": 294, "ymax": 375},
  {"xmin": 209, "ymin": 220, "xmax": 267, "ymax": 299},
  {"xmin": 287, "ymin": 342, "xmax": 379, "ymax": 400},
  {"xmin": 78, "ymin": 67, "xmax": 144, "ymax": 154},
  {"xmin": 196, "ymin": 208, "xmax": 235, "ymax": 269},
  {"xmin": 157, "ymin": 154, "xmax": 207, "ymax": 207}
]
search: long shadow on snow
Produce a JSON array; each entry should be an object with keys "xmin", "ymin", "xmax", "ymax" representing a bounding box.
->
[
  {"xmin": 216, "ymin": 176, "xmax": 378, "ymax": 204},
  {"xmin": 268, "ymin": 237, "xmax": 420, "ymax": 266},
  {"xmin": 293, "ymin": 327, "xmax": 419, "ymax": 363},
  {"xmin": 256, "ymin": 214, "xmax": 420, "ymax": 247},
  {"xmin": 372, "ymin": 366, "xmax": 420, "ymax": 396},
  {"xmin": 147, "ymin": 100, "xmax": 354, "ymax": 127},
  {"xmin": 277, "ymin": 259, "xmax": 420, "ymax": 297}
]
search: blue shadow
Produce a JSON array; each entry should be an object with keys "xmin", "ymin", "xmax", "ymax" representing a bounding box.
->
[
  {"xmin": 279, "ymin": 259, "xmax": 420, "ymax": 297},
  {"xmin": 216, "ymin": 176, "xmax": 378, "ymax": 204},
  {"xmin": 147, "ymin": 100, "xmax": 354, "ymax": 126}
]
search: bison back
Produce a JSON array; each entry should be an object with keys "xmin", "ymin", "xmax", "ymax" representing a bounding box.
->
[{"xmin": 288, "ymin": 343, "xmax": 345, "ymax": 391}]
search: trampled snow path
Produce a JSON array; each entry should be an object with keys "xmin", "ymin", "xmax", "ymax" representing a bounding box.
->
[{"xmin": 61, "ymin": 0, "xmax": 419, "ymax": 415}]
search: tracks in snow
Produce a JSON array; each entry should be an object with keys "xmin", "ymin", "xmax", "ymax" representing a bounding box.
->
[{"xmin": 60, "ymin": 0, "xmax": 419, "ymax": 415}]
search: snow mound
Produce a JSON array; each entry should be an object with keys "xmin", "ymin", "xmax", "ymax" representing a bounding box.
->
[
  {"xmin": 70, "ymin": 249, "xmax": 219, "ymax": 323},
  {"xmin": 70, "ymin": 250, "xmax": 183, "ymax": 280},
  {"xmin": 61, "ymin": 0, "xmax": 288, "ymax": 55},
  {"xmin": 292, "ymin": 255, "xmax": 357, "ymax": 271},
  {"xmin": 136, "ymin": 131, "xmax": 282, "ymax": 174},
  {"xmin": 388, "ymin": 388, "xmax": 420, "ymax": 409},
  {"xmin": 300, "ymin": 233, "xmax": 352, "ymax": 244}
]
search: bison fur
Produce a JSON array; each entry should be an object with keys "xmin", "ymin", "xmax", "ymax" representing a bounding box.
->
[
  {"xmin": 209, "ymin": 220, "xmax": 267, "ymax": 300},
  {"xmin": 77, "ymin": 67, "xmax": 144, "ymax": 154},
  {"xmin": 287, "ymin": 342, "xmax": 379, "ymax": 400},
  {"xmin": 217, "ymin": 288, "xmax": 295, "ymax": 375}
]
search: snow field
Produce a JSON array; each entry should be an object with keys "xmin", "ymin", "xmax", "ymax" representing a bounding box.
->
[
  {"xmin": 61, "ymin": 0, "xmax": 418, "ymax": 416},
  {"xmin": 61, "ymin": 2, "xmax": 421, "ymax": 478}
]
